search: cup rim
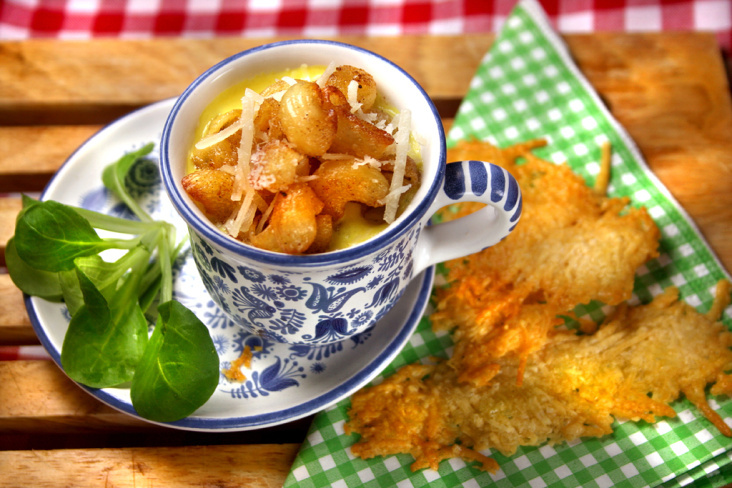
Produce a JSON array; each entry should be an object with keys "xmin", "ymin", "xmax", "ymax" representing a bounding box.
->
[{"xmin": 160, "ymin": 39, "xmax": 446, "ymax": 267}]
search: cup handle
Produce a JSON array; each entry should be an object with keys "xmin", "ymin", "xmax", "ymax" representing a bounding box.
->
[{"xmin": 413, "ymin": 160, "xmax": 522, "ymax": 274}]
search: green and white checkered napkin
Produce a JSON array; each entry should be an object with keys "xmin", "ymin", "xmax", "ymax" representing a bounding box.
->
[{"xmin": 284, "ymin": 0, "xmax": 732, "ymax": 486}]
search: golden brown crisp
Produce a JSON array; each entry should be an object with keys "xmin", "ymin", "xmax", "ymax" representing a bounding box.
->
[
  {"xmin": 345, "ymin": 139, "xmax": 732, "ymax": 474},
  {"xmin": 181, "ymin": 169, "xmax": 237, "ymax": 223},
  {"xmin": 347, "ymin": 280, "xmax": 732, "ymax": 472},
  {"xmin": 432, "ymin": 139, "xmax": 660, "ymax": 386}
]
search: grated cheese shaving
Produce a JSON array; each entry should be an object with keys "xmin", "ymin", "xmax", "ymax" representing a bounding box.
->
[
  {"xmin": 252, "ymin": 191, "xmax": 269, "ymax": 213},
  {"xmin": 367, "ymin": 156, "xmax": 385, "ymax": 168},
  {"xmin": 347, "ymin": 80, "xmax": 362, "ymax": 114},
  {"xmin": 352, "ymin": 155, "xmax": 383, "ymax": 169},
  {"xmin": 230, "ymin": 90, "xmax": 256, "ymax": 201},
  {"xmin": 225, "ymin": 190, "xmax": 257, "ymax": 237},
  {"xmin": 252, "ymin": 173, "xmax": 276, "ymax": 192},
  {"xmin": 194, "ymin": 119, "xmax": 244, "ymax": 150},
  {"xmin": 357, "ymin": 111, "xmax": 378, "ymax": 123},
  {"xmin": 374, "ymin": 118, "xmax": 396, "ymax": 134},
  {"xmin": 218, "ymin": 164, "xmax": 236, "ymax": 174},
  {"xmin": 226, "ymin": 88, "xmax": 262, "ymax": 237},
  {"xmin": 320, "ymin": 153, "xmax": 354, "ymax": 160},
  {"xmin": 267, "ymin": 89, "xmax": 288, "ymax": 102},
  {"xmin": 383, "ymin": 109, "xmax": 411, "ymax": 224},
  {"xmin": 281, "ymin": 76, "xmax": 298, "ymax": 86},
  {"xmin": 378, "ymin": 184, "xmax": 412, "ymax": 207},
  {"xmin": 316, "ymin": 61, "xmax": 338, "ymax": 88},
  {"xmin": 255, "ymin": 195, "xmax": 278, "ymax": 234},
  {"xmin": 248, "ymin": 148, "xmax": 268, "ymax": 191}
]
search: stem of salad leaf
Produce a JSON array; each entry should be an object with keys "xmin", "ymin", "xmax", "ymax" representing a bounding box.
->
[
  {"xmin": 101, "ymin": 142, "xmax": 156, "ymax": 222},
  {"xmin": 9, "ymin": 145, "xmax": 219, "ymax": 422}
]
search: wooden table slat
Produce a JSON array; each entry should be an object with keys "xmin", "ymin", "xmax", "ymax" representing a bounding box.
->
[
  {"xmin": 0, "ymin": 275, "xmax": 35, "ymax": 345},
  {"xmin": 0, "ymin": 126, "xmax": 102, "ymax": 193},
  {"xmin": 0, "ymin": 444, "xmax": 299, "ymax": 488},
  {"xmin": 0, "ymin": 361, "xmax": 314, "ymax": 444},
  {"xmin": 0, "ymin": 36, "xmax": 488, "ymax": 115},
  {"xmin": 0, "ymin": 360, "xmax": 139, "ymax": 433}
]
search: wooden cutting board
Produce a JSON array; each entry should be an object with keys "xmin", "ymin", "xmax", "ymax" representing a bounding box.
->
[{"xmin": 0, "ymin": 33, "xmax": 731, "ymax": 487}]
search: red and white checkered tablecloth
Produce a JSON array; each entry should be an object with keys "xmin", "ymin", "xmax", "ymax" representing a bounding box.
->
[
  {"xmin": 0, "ymin": 0, "xmax": 730, "ymax": 58},
  {"xmin": 1, "ymin": 0, "xmax": 730, "ymax": 362}
]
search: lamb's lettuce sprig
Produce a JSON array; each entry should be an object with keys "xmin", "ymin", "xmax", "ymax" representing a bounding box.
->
[{"xmin": 7, "ymin": 143, "xmax": 219, "ymax": 423}]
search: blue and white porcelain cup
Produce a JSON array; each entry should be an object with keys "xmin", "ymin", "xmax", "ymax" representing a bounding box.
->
[{"xmin": 160, "ymin": 40, "xmax": 521, "ymax": 345}]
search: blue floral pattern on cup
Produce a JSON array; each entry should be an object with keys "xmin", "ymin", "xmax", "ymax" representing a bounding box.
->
[{"xmin": 189, "ymin": 227, "xmax": 420, "ymax": 344}]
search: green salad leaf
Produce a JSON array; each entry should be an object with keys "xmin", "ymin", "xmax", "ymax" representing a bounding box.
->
[
  {"xmin": 14, "ymin": 200, "xmax": 118, "ymax": 272},
  {"xmin": 58, "ymin": 268, "xmax": 85, "ymax": 317},
  {"xmin": 5, "ymin": 237, "xmax": 63, "ymax": 301},
  {"xmin": 9, "ymin": 145, "xmax": 220, "ymax": 422},
  {"xmin": 131, "ymin": 300, "xmax": 219, "ymax": 422},
  {"xmin": 61, "ymin": 266, "xmax": 149, "ymax": 388}
]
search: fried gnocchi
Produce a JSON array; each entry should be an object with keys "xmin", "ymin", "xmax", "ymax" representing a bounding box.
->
[
  {"xmin": 184, "ymin": 64, "xmax": 422, "ymax": 254},
  {"xmin": 310, "ymin": 158, "xmax": 390, "ymax": 219}
]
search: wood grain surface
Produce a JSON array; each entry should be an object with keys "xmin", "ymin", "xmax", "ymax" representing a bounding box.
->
[
  {"xmin": 1, "ymin": 33, "xmax": 731, "ymax": 487},
  {"xmin": 568, "ymin": 33, "xmax": 732, "ymax": 273},
  {"xmin": 0, "ymin": 444, "xmax": 299, "ymax": 488}
]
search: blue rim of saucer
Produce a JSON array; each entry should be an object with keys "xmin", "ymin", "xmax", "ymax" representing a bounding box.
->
[
  {"xmin": 23, "ymin": 98, "xmax": 437, "ymax": 431},
  {"xmin": 25, "ymin": 263, "xmax": 435, "ymax": 431},
  {"xmin": 160, "ymin": 39, "xmax": 446, "ymax": 267}
]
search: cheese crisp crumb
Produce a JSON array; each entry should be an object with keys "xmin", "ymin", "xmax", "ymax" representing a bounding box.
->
[{"xmin": 222, "ymin": 346, "xmax": 253, "ymax": 382}]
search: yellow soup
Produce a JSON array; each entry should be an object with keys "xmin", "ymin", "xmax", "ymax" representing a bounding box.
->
[
  {"xmin": 185, "ymin": 64, "xmax": 421, "ymax": 254},
  {"xmin": 193, "ymin": 65, "xmax": 326, "ymax": 146}
]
